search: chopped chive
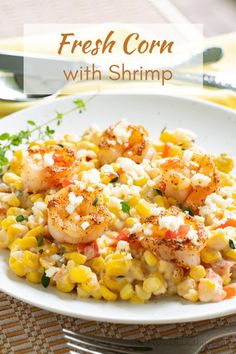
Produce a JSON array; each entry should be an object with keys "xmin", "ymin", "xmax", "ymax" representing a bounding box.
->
[
  {"xmin": 37, "ymin": 233, "xmax": 44, "ymax": 247},
  {"xmin": 153, "ymin": 188, "xmax": 163, "ymax": 196},
  {"xmin": 229, "ymin": 239, "xmax": 235, "ymax": 249},
  {"xmin": 57, "ymin": 143, "xmax": 64, "ymax": 148},
  {"xmin": 41, "ymin": 271, "xmax": 50, "ymax": 288},
  {"xmin": 16, "ymin": 215, "xmax": 27, "ymax": 222},
  {"xmin": 120, "ymin": 201, "xmax": 130, "ymax": 215},
  {"xmin": 110, "ymin": 175, "xmax": 119, "ymax": 183},
  {"xmin": 183, "ymin": 207, "xmax": 194, "ymax": 216},
  {"xmin": 92, "ymin": 197, "xmax": 98, "ymax": 207},
  {"xmin": 161, "ymin": 126, "xmax": 167, "ymax": 134}
]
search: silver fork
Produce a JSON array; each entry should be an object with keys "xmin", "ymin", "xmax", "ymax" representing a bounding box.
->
[{"xmin": 63, "ymin": 324, "xmax": 236, "ymax": 354}]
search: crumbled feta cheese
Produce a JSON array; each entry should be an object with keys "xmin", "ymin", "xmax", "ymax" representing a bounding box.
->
[
  {"xmin": 113, "ymin": 119, "xmax": 131, "ymax": 144},
  {"xmin": 81, "ymin": 221, "xmax": 90, "ymax": 230},
  {"xmin": 129, "ymin": 222, "xmax": 142, "ymax": 234},
  {"xmin": 43, "ymin": 152, "xmax": 54, "ymax": 167},
  {"xmin": 76, "ymin": 149, "xmax": 96, "ymax": 159},
  {"xmin": 116, "ymin": 157, "xmax": 147, "ymax": 180},
  {"xmin": 151, "ymin": 207, "xmax": 163, "ymax": 216},
  {"xmin": 101, "ymin": 164, "xmax": 114, "ymax": 174},
  {"xmin": 116, "ymin": 240, "xmax": 130, "ymax": 253},
  {"xmin": 183, "ymin": 150, "xmax": 193, "ymax": 161},
  {"xmin": 159, "ymin": 216, "xmax": 184, "ymax": 232},
  {"xmin": 191, "ymin": 173, "xmax": 211, "ymax": 187},
  {"xmin": 46, "ymin": 266, "xmax": 59, "ymax": 278},
  {"xmin": 33, "ymin": 153, "xmax": 42, "ymax": 161},
  {"xmin": 66, "ymin": 192, "xmax": 83, "ymax": 214},
  {"xmin": 82, "ymin": 169, "xmax": 101, "ymax": 184},
  {"xmin": 32, "ymin": 201, "xmax": 47, "ymax": 215},
  {"xmin": 143, "ymin": 224, "xmax": 153, "ymax": 236},
  {"xmin": 187, "ymin": 228, "xmax": 199, "ymax": 245}
]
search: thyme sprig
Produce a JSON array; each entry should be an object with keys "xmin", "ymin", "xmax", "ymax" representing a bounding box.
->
[{"xmin": 0, "ymin": 98, "xmax": 89, "ymax": 176}]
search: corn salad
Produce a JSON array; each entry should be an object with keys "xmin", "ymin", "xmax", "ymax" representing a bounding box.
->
[{"xmin": 1, "ymin": 119, "xmax": 236, "ymax": 304}]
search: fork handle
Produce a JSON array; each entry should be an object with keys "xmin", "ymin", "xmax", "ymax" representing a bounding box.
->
[{"xmin": 192, "ymin": 324, "xmax": 236, "ymax": 354}]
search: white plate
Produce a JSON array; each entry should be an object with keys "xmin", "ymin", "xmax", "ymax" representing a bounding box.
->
[{"xmin": 1, "ymin": 93, "xmax": 236, "ymax": 324}]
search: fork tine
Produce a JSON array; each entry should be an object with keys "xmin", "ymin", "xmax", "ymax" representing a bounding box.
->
[
  {"xmin": 68, "ymin": 341, "xmax": 105, "ymax": 354},
  {"xmin": 63, "ymin": 329, "xmax": 151, "ymax": 350},
  {"xmin": 65, "ymin": 332, "xmax": 145, "ymax": 354}
]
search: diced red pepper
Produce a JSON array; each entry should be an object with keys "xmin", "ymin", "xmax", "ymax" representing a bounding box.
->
[
  {"xmin": 110, "ymin": 228, "xmax": 130, "ymax": 248},
  {"xmin": 162, "ymin": 144, "xmax": 171, "ymax": 158},
  {"xmin": 165, "ymin": 224, "xmax": 190, "ymax": 240},
  {"xmin": 217, "ymin": 219, "xmax": 236, "ymax": 229},
  {"xmin": 77, "ymin": 240, "xmax": 100, "ymax": 259},
  {"xmin": 61, "ymin": 178, "xmax": 75, "ymax": 187}
]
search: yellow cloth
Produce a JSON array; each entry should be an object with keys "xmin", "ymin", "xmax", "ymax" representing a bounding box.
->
[{"xmin": 0, "ymin": 32, "xmax": 235, "ymax": 117}]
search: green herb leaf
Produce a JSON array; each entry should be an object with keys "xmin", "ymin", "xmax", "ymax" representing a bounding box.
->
[
  {"xmin": 57, "ymin": 143, "xmax": 64, "ymax": 148},
  {"xmin": 229, "ymin": 239, "xmax": 235, "ymax": 249},
  {"xmin": 16, "ymin": 215, "xmax": 27, "ymax": 222},
  {"xmin": 161, "ymin": 127, "xmax": 167, "ymax": 134},
  {"xmin": 120, "ymin": 201, "xmax": 130, "ymax": 215},
  {"xmin": 92, "ymin": 197, "xmax": 98, "ymax": 207},
  {"xmin": 38, "ymin": 233, "xmax": 44, "ymax": 247},
  {"xmin": 153, "ymin": 188, "xmax": 163, "ymax": 196},
  {"xmin": 56, "ymin": 112, "xmax": 63, "ymax": 119},
  {"xmin": 0, "ymin": 133, "xmax": 10, "ymax": 140},
  {"xmin": 41, "ymin": 271, "xmax": 50, "ymax": 288},
  {"xmin": 73, "ymin": 99, "xmax": 86, "ymax": 110},
  {"xmin": 27, "ymin": 120, "xmax": 36, "ymax": 126},
  {"xmin": 183, "ymin": 207, "xmax": 194, "ymax": 216},
  {"xmin": 45, "ymin": 126, "xmax": 55, "ymax": 136}
]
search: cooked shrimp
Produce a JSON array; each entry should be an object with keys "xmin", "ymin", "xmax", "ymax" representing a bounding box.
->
[
  {"xmin": 98, "ymin": 120, "xmax": 149, "ymax": 165},
  {"xmin": 21, "ymin": 145, "xmax": 76, "ymax": 193},
  {"xmin": 198, "ymin": 269, "xmax": 226, "ymax": 302},
  {"xmin": 133, "ymin": 206, "xmax": 208, "ymax": 268},
  {"xmin": 156, "ymin": 152, "xmax": 219, "ymax": 212},
  {"xmin": 47, "ymin": 184, "xmax": 111, "ymax": 244}
]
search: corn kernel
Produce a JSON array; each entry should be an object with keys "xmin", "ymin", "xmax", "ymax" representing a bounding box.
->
[
  {"xmin": 77, "ymin": 141, "xmax": 99, "ymax": 153},
  {"xmin": 21, "ymin": 236, "xmax": 38, "ymax": 250},
  {"xmin": 64, "ymin": 252, "xmax": 87, "ymax": 265},
  {"xmin": 77, "ymin": 285, "xmax": 90, "ymax": 298},
  {"xmin": 26, "ymin": 270, "xmax": 43, "ymax": 283},
  {"xmin": 105, "ymin": 258, "xmax": 131, "ymax": 277},
  {"xmin": 3, "ymin": 172, "xmax": 22, "ymax": 190},
  {"xmin": 215, "ymin": 154, "xmax": 234, "ymax": 173},
  {"xmin": 1, "ymin": 216, "xmax": 17, "ymax": 230},
  {"xmin": 189, "ymin": 265, "xmax": 206, "ymax": 281},
  {"xmin": 134, "ymin": 176, "xmax": 148, "ymax": 187},
  {"xmin": 10, "ymin": 239, "xmax": 23, "ymax": 251},
  {"xmin": 120, "ymin": 284, "xmax": 134, "ymax": 300},
  {"xmin": 225, "ymin": 249, "xmax": 236, "ymax": 261},
  {"xmin": 172, "ymin": 267, "xmax": 184, "ymax": 284},
  {"xmin": 135, "ymin": 284, "xmax": 151, "ymax": 300},
  {"xmin": 143, "ymin": 250, "xmax": 158, "ymax": 267},
  {"xmin": 143, "ymin": 276, "xmax": 162, "ymax": 293},
  {"xmin": 136, "ymin": 199, "xmax": 152, "ymax": 218},
  {"xmin": 69, "ymin": 265, "xmax": 92, "ymax": 283},
  {"xmin": 7, "ymin": 207, "xmax": 23, "ymax": 217},
  {"xmin": 167, "ymin": 197, "xmax": 178, "ymax": 206},
  {"xmin": 130, "ymin": 295, "xmax": 144, "ymax": 303},
  {"xmin": 22, "ymin": 251, "xmax": 39, "ymax": 268},
  {"xmin": 7, "ymin": 224, "xmax": 28, "ymax": 242},
  {"xmin": 7, "ymin": 195, "xmax": 20, "ymax": 207},
  {"xmin": 160, "ymin": 131, "xmax": 177, "ymax": 144},
  {"xmin": 200, "ymin": 248, "xmax": 222, "ymax": 264},
  {"xmin": 128, "ymin": 196, "xmax": 139, "ymax": 207},
  {"xmin": 10, "ymin": 150, "xmax": 23, "ymax": 175},
  {"xmin": 9, "ymin": 257, "xmax": 26, "ymax": 277},
  {"xmin": 184, "ymin": 289, "xmax": 199, "ymax": 302},
  {"xmin": 100, "ymin": 285, "xmax": 117, "ymax": 301},
  {"xmin": 92, "ymin": 289, "xmax": 102, "ymax": 300},
  {"xmin": 207, "ymin": 231, "xmax": 228, "ymax": 250},
  {"xmin": 56, "ymin": 275, "xmax": 75, "ymax": 293},
  {"xmin": 0, "ymin": 229, "xmax": 9, "ymax": 248},
  {"xmin": 30, "ymin": 194, "xmax": 44, "ymax": 203},
  {"xmin": 91, "ymin": 256, "xmax": 105, "ymax": 273},
  {"xmin": 25, "ymin": 226, "xmax": 44, "ymax": 238},
  {"xmin": 103, "ymin": 275, "xmax": 126, "ymax": 292},
  {"xmin": 154, "ymin": 195, "xmax": 167, "ymax": 208},
  {"xmin": 130, "ymin": 259, "xmax": 144, "ymax": 280},
  {"xmin": 126, "ymin": 217, "xmax": 137, "ymax": 227}
]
